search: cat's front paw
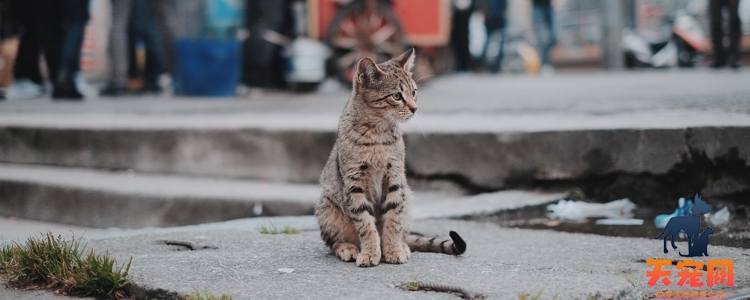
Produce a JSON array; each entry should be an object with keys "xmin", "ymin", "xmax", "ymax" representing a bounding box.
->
[
  {"xmin": 356, "ymin": 251, "xmax": 381, "ymax": 267},
  {"xmin": 383, "ymin": 243, "xmax": 410, "ymax": 264}
]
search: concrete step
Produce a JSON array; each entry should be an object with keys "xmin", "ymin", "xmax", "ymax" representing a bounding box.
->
[
  {"xmin": 0, "ymin": 163, "xmax": 320, "ymax": 229},
  {"xmin": 0, "ymin": 163, "xmax": 564, "ymax": 231},
  {"xmin": 1, "ymin": 123, "xmax": 748, "ymax": 205}
]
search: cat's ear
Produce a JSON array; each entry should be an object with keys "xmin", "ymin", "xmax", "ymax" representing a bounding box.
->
[
  {"xmin": 394, "ymin": 48, "xmax": 415, "ymax": 72},
  {"xmin": 356, "ymin": 57, "xmax": 384, "ymax": 85}
]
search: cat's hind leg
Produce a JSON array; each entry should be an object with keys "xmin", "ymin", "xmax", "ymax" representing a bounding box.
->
[
  {"xmin": 316, "ymin": 196, "xmax": 360, "ymax": 262},
  {"xmin": 332, "ymin": 242, "xmax": 359, "ymax": 262},
  {"xmin": 663, "ymin": 235, "xmax": 669, "ymax": 253}
]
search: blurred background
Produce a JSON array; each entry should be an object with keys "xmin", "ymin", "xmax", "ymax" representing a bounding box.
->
[{"xmin": 0, "ymin": 0, "xmax": 748, "ymax": 98}]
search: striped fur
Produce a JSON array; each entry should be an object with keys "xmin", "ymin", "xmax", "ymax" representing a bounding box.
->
[
  {"xmin": 405, "ymin": 231, "xmax": 467, "ymax": 255},
  {"xmin": 315, "ymin": 49, "xmax": 466, "ymax": 267}
]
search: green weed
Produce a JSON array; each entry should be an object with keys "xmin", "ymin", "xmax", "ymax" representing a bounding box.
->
[
  {"xmin": 0, "ymin": 232, "xmax": 131, "ymax": 299},
  {"xmin": 257, "ymin": 224, "xmax": 298, "ymax": 234}
]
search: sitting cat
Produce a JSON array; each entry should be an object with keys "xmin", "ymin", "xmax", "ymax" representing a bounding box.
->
[
  {"xmin": 680, "ymin": 227, "xmax": 713, "ymax": 257},
  {"xmin": 315, "ymin": 49, "xmax": 466, "ymax": 267}
]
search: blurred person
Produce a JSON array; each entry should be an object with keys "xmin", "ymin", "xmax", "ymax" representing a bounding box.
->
[
  {"xmin": 451, "ymin": 0, "xmax": 474, "ymax": 71},
  {"xmin": 709, "ymin": 0, "xmax": 742, "ymax": 70},
  {"xmin": 479, "ymin": 0, "xmax": 508, "ymax": 73},
  {"xmin": 100, "ymin": 0, "xmax": 132, "ymax": 96},
  {"xmin": 531, "ymin": 0, "xmax": 556, "ymax": 74},
  {"xmin": 128, "ymin": 0, "xmax": 166, "ymax": 94},
  {"xmin": 243, "ymin": 0, "xmax": 287, "ymax": 89},
  {"xmin": 9, "ymin": 0, "xmax": 90, "ymax": 100}
]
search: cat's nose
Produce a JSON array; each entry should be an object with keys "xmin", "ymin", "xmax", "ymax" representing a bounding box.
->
[{"xmin": 409, "ymin": 106, "xmax": 417, "ymax": 113}]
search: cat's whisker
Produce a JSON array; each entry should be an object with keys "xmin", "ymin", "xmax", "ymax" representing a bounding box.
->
[
  {"xmin": 415, "ymin": 74, "xmax": 435, "ymax": 84},
  {"xmin": 412, "ymin": 112, "xmax": 435, "ymax": 140}
]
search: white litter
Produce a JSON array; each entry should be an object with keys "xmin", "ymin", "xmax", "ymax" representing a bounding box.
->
[
  {"xmin": 708, "ymin": 207, "xmax": 731, "ymax": 227},
  {"xmin": 277, "ymin": 268, "xmax": 294, "ymax": 274},
  {"xmin": 547, "ymin": 198, "xmax": 636, "ymax": 220},
  {"xmin": 595, "ymin": 218, "xmax": 645, "ymax": 226}
]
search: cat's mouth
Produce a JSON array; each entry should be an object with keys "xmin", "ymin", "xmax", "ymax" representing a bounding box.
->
[
  {"xmin": 396, "ymin": 111, "xmax": 414, "ymax": 121},
  {"xmin": 398, "ymin": 114, "xmax": 413, "ymax": 121}
]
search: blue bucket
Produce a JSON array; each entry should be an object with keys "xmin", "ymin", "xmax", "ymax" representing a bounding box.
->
[{"xmin": 173, "ymin": 39, "xmax": 241, "ymax": 97}]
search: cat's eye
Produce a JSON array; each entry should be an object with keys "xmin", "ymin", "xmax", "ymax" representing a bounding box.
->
[
  {"xmin": 412, "ymin": 90, "xmax": 416, "ymax": 97},
  {"xmin": 393, "ymin": 93, "xmax": 403, "ymax": 101}
]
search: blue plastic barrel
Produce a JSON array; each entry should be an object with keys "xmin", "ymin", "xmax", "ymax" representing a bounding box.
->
[{"xmin": 173, "ymin": 39, "xmax": 241, "ymax": 97}]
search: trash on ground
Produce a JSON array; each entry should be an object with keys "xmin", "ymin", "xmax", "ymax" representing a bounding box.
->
[
  {"xmin": 654, "ymin": 197, "xmax": 693, "ymax": 228},
  {"xmin": 708, "ymin": 206, "xmax": 731, "ymax": 227},
  {"xmin": 595, "ymin": 218, "xmax": 645, "ymax": 226},
  {"xmin": 546, "ymin": 198, "xmax": 636, "ymax": 220},
  {"xmin": 277, "ymin": 268, "xmax": 294, "ymax": 274}
]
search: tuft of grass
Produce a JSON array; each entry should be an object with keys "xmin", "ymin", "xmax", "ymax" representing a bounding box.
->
[
  {"xmin": 518, "ymin": 289, "xmax": 544, "ymax": 300},
  {"xmin": 257, "ymin": 224, "xmax": 298, "ymax": 235},
  {"xmin": 0, "ymin": 232, "xmax": 131, "ymax": 299},
  {"xmin": 181, "ymin": 292, "xmax": 233, "ymax": 300}
]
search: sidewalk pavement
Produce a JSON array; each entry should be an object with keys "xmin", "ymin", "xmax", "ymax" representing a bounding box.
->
[{"xmin": 3, "ymin": 216, "xmax": 749, "ymax": 300}]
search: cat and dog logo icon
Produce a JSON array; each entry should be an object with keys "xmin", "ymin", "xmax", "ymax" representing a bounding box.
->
[{"xmin": 654, "ymin": 194, "xmax": 713, "ymax": 257}]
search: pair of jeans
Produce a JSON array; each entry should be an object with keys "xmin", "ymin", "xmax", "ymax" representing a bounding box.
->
[
  {"xmin": 709, "ymin": 0, "xmax": 741, "ymax": 65},
  {"xmin": 128, "ymin": 0, "xmax": 166, "ymax": 85},
  {"xmin": 532, "ymin": 5, "xmax": 556, "ymax": 66},
  {"xmin": 107, "ymin": 0, "xmax": 132, "ymax": 87},
  {"xmin": 13, "ymin": 0, "xmax": 89, "ymax": 87}
]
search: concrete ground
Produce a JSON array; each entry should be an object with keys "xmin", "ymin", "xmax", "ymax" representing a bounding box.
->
[{"xmin": 2, "ymin": 216, "xmax": 749, "ymax": 300}]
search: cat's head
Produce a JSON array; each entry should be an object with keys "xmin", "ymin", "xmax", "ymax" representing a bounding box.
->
[
  {"xmin": 703, "ymin": 227, "xmax": 714, "ymax": 235},
  {"xmin": 691, "ymin": 194, "xmax": 711, "ymax": 216},
  {"xmin": 352, "ymin": 49, "xmax": 418, "ymax": 122}
]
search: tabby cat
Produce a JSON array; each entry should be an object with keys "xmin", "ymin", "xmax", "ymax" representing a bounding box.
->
[{"xmin": 315, "ymin": 49, "xmax": 466, "ymax": 267}]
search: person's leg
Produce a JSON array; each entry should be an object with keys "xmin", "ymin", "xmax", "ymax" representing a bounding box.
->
[
  {"xmin": 493, "ymin": 27, "xmax": 505, "ymax": 73},
  {"xmin": 102, "ymin": 0, "xmax": 133, "ymax": 94},
  {"xmin": 131, "ymin": 0, "xmax": 165, "ymax": 91},
  {"xmin": 727, "ymin": 0, "xmax": 741, "ymax": 69},
  {"xmin": 545, "ymin": 6, "xmax": 557, "ymax": 47},
  {"xmin": 709, "ymin": 0, "xmax": 727, "ymax": 67},
  {"xmin": 58, "ymin": 0, "xmax": 90, "ymax": 79},
  {"xmin": 532, "ymin": 5, "xmax": 549, "ymax": 66},
  {"xmin": 480, "ymin": 23, "xmax": 492, "ymax": 68},
  {"xmin": 451, "ymin": 4, "xmax": 472, "ymax": 71},
  {"xmin": 12, "ymin": 0, "xmax": 44, "ymax": 85},
  {"xmin": 148, "ymin": 0, "xmax": 177, "ymax": 74},
  {"xmin": 540, "ymin": 6, "xmax": 555, "ymax": 67},
  {"xmin": 52, "ymin": 0, "xmax": 90, "ymax": 99}
]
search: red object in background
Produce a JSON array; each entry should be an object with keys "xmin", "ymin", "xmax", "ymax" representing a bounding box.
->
[{"xmin": 309, "ymin": 0, "xmax": 450, "ymax": 46}]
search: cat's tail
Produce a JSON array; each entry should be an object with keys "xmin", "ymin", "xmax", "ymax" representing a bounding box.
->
[
  {"xmin": 405, "ymin": 231, "xmax": 466, "ymax": 255},
  {"xmin": 679, "ymin": 251, "xmax": 690, "ymax": 257}
]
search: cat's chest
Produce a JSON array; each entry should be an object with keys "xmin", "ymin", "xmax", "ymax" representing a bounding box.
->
[{"xmin": 360, "ymin": 145, "xmax": 403, "ymax": 200}]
